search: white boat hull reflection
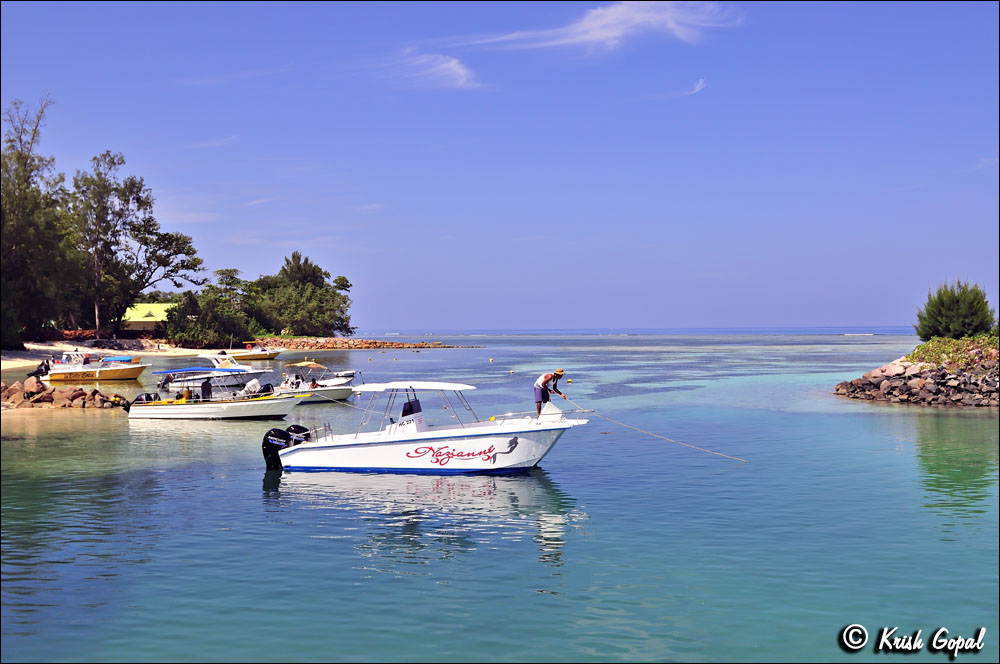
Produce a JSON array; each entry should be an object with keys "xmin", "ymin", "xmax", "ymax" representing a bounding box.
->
[{"xmin": 263, "ymin": 469, "xmax": 584, "ymax": 566}]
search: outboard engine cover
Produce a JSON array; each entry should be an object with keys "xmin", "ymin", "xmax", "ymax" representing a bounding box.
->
[
  {"xmin": 286, "ymin": 424, "xmax": 311, "ymax": 444},
  {"xmin": 27, "ymin": 360, "xmax": 49, "ymax": 378},
  {"xmin": 397, "ymin": 399, "xmax": 426, "ymax": 432},
  {"xmin": 262, "ymin": 427, "xmax": 292, "ymax": 470}
]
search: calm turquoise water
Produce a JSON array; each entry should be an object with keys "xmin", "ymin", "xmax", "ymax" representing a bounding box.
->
[{"xmin": 2, "ymin": 333, "xmax": 998, "ymax": 662}]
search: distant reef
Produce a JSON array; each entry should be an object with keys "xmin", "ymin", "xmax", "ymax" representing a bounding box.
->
[
  {"xmin": 835, "ymin": 342, "xmax": 999, "ymax": 408},
  {"xmin": 255, "ymin": 337, "xmax": 480, "ymax": 350}
]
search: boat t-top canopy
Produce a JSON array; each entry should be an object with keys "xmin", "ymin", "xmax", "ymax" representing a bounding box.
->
[
  {"xmin": 152, "ymin": 367, "xmax": 249, "ymax": 374},
  {"xmin": 355, "ymin": 381, "xmax": 476, "ymax": 393},
  {"xmin": 286, "ymin": 361, "xmax": 328, "ymax": 370}
]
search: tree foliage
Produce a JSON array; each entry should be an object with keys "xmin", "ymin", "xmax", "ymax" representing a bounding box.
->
[
  {"xmin": 163, "ymin": 277, "xmax": 254, "ymax": 349},
  {"xmin": 1, "ymin": 97, "xmax": 80, "ymax": 348},
  {"xmin": 163, "ymin": 256, "xmax": 355, "ymax": 345},
  {"xmin": 69, "ymin": 151, "xmax": 203, "ymax": 334},
  {"xmin": 914, "ymin": 281, "xmax": 995, "ymax": 341},
  {"xmin": 2, "ymin": 99, "xmax": 356, "ymax": 347}
]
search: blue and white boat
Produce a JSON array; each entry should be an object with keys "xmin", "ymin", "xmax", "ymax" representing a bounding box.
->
[
  {"xmin": 155, "ymin": 355, "xmax": 270, "ymax": 390},
  {"xmin": 262, "ymin": 381, "xmax": 589, "ymax": 474}
]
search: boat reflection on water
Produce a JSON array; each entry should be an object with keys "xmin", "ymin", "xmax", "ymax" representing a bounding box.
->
[{"xmin": 262, "ymin": 468, "xmax": 585, "ymax": 567}]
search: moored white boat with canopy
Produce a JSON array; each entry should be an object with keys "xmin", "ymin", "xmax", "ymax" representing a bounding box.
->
[
  {"xmin": 275, "ymin": 362, "xmax": 358, "ymax": 403},
  {"xmin": 262, "ymin": 381, "xmax": 588, "ymax": 474}
]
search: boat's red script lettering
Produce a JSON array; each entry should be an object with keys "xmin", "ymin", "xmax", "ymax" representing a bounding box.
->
[{"xmin": 407, "ymin": 445, "xmax": 496, "ymax": 465}]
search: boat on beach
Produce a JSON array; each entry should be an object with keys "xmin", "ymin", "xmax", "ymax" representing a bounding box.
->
[
  {"xmin": 262, "ymin": 381, "xmax": 589, "ymax": 474},
  {"xmin": 275, "ymin": 362, "xmax": 359, "ymax": 403},
  {"xmin": 35, "ymin": 352, "xmax": 151, "ymax": 382}
]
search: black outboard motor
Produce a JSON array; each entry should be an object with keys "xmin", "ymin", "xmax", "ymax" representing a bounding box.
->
[
  {"xmin": 286, "ymin": 424, "xmax": 311, "ymax": 444},
  {"xmin": 124, "ymin": 392, "xmax": 162, "ymax": 413},
  {"xmin": 262, "ymin": 428, "xmax": 292, "ymax": 470},
  {"xmin": 26, "ymin": 360, "xmax": 50, "ymax": 378},
  {"xmin": 258, "ymin": 382, "xmax": 274, "ymax": 395},
  {"xmin": 158, "ymin": 374, "xmax": 173, "ymax": 390}
]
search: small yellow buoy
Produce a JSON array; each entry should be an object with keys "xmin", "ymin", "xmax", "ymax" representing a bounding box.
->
[
  {"xmin": 489, "ymin": 358, "xmax": 493, "ymax": 363},
  {"xmin": 510, "ymin": 370, "xmax": 514, "ymax": 374},
  {"xmin": 567, "ymin": 378, "xmax": 572, "ymax": 384}
]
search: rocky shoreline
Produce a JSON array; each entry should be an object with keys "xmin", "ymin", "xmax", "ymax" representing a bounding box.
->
[
  {"xmin": 254, "ymin": 337, "xmax": 480, "ymax": 350},
  {"xmin": 1, "ymin": 378, "xmax": 125, "ymax": 410},
  {"xmin": 835, "ymin": 356, "xmax": 999, "ymax": 407}
]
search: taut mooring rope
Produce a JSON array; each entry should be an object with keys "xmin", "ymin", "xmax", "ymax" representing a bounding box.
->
[{"xmin": 564, "ymin": 397, "xmax": 749, "ymax": 464}]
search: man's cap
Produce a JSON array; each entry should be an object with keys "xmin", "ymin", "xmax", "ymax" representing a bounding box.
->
[{"xmin": 554, "ymin": 368, "xmax": 565, "ymax": 375}]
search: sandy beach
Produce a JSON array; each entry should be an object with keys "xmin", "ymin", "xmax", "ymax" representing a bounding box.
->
[{"xmin": 0, "ymin": 340, "xmax": 202, "ymax": 372}]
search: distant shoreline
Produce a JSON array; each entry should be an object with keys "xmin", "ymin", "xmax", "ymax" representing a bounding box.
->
[
  {"xmin": 1, "ymin": 337, "xmax": 481, "ymax": 372},
  {"xmin": 0, "ymin": 341, "xmax": 201, "ymax": 371}
]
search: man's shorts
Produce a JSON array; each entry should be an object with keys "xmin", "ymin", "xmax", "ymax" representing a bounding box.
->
[{"xmin": 534, "ymin": 386, "xmax": 549, "ymax": 403}]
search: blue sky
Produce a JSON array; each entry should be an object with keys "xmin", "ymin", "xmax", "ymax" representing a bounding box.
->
[{"xmin": 2, "ymin": 1, "xmax": 997, "ymax": 330}]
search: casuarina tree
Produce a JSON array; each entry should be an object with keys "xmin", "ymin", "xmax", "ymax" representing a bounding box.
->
[{"xmin": 914, "ymin": 281, "xmax": 995, "ymax": 341}]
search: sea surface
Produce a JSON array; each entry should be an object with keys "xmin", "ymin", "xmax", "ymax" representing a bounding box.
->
[{"xmin": 2, "ymin": 331, "xmax": 998, "ymax": 662}]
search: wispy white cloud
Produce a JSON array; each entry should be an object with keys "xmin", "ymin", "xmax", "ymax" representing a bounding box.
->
[
  {"xmin": 186, "ymin": 135, "xmax": 238, "ymax": 149},
  {"xmin": 356, "ymin": 203, "xmax": 383, "ymax": 213},
  {"xmin": 164, "ymin": 211, "xmax": 223, "ymax": 224},
  {"xmin": 681, "ymin": 78, "xmax": 707, "ymax": 95},
  {"xmin": 244, "ymin": 198, "xmax": 274, "ymax": 207},
  {"xmin": 173, "ymin": 64, "xmax": 293, "ymax": 87},
  {"xmin": 391, "ymin": 48, "xmax": 482, "ymax": 89},
  {"xmin": 643, "ymin": 77, "xmax": 707, "ymax": 100},
  {"xmin": 231, "ymin": 235, "xmax": 342, "ymax": 247},
  {"xmin": 466, "ymin": 1, "xmax": 739, "ymax": 50}
]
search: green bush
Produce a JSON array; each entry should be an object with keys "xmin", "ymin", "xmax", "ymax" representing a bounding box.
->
[{"xmin": 914, "ymin": 281, "xmax": 995, "ymax": 341}]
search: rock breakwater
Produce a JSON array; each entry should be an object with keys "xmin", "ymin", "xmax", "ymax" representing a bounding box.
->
[
  {"xmin": 835, "ymin": 356, "xmax": 998, "ymax": 407},
  {"xmin": 1, "ymin": 378, "xmax": 126, "ymax": 410},
  {"xmin": 255, "ymin": 337, "xmax": 480, "ymax": 350}
]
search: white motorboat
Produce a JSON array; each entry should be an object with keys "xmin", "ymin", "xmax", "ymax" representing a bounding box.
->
[
  {"xmin": 32, "ymin": 352, "xmax": 151, "ymax": 382},
  {"xmin": 126, "ymin": 379, "xmax": 302, "ymax": 420},
  {"xmin": 155, "ymin": 355, "xmax": 270, "ymax": 390},
  {"xmin": 205, "ymin": 344, "xmax": 285, "ymax": 361},
  {"xmin": 275, "ymin": 362, "xmax": 359, "ymax": 403},
  {"xmin": 262, "ymin": 381, "xmax": 588, "ymax": 474}
]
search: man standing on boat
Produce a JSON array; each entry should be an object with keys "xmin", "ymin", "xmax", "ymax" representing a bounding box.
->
[{"xmin": 534, "ymin": 368, "xmax": 567, "ymax": 416}]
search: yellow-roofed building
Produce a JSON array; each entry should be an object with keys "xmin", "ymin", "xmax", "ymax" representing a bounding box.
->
[{"xmin": 122, "ymin": 303, "xmax": 175, "ymax": 331}]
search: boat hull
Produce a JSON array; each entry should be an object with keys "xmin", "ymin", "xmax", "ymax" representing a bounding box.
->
[
  {"xmin": 278, "ymin": 425, "xmax": 572, "ymax": 474},
  {"xmin": 231, "ymin": 350, "xmax": 282, "ymax": 360},
  {"xmin": 278, "ymin": 385, "xmax": 354, "ymax": 403},
  {"xmin": 128, "ymin": 396, "xmax": 298, "ymax": 420},
  {"xmin": 44, "ymin": 365, "xmax": 149, "ymax": 381}
]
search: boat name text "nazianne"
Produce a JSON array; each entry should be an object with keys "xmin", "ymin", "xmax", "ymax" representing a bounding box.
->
[{"xmin": 406, "ymin": 445, "xmax": 497, "ymax": 466}]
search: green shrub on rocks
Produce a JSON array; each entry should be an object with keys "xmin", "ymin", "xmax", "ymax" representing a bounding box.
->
[{"xmin": 914, "ymin": 281, "xmax": 995, "ymax": 341}]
